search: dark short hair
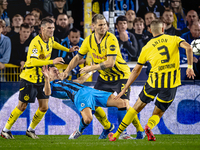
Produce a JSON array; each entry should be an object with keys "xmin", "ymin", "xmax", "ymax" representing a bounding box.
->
[
  {"xmin": 41, "ymin": 18, "xmax": 54, "ymax": 26},
  {"xmin": 163, "ymin": 7, "xmax": 173, "ymax": 14},
  {"xmin": 144, "ymin": 11, "xmax": 157, "ymax": 19},
  {"xmin": 56, "ymin": 13, "xmax": 68, "ymax": 21},
  {"xmin": 69, "ymin": 28, "xmax": 80, "ymax": 34},
  {"xmin": 20, "ymin": 23, "xmax": 31, "ymax": 30},
  {"xmin": 92, "ymin": 14, "xmax": 106, "ymax": 24},
  {"xmin": 32, "ymin": 8, "xmax": 43, "ymax": 19},
  {"xmin": 116, "ymin": 15, "xmax": 127, "ymax": 24},
  {"xmin": 12, "ymin": 14, "xmax": 23, "ymax": 20},
  {"xmin": 24, "ymin": 13, "xmax": 35, "ymax": 19}
]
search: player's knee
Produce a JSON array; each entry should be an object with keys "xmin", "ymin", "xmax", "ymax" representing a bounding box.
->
[
  {"xmin": 83, "ymin": 116, "xmax": 93, "ymax": 124},
  {"xmin": 17, "ymin": 102, "xmax": 28, "ymax": 112},
  {"xmin": 39, "ymin": 106, "xmax": 48, "ymax": 112},
  {"xmin": 117, "ymin": 99, "xmax": 129, "ymax": 109}
]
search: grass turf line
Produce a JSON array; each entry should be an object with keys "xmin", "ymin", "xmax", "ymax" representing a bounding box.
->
[{"xmin": 0, "ymin": 135, "xmax": 200, "ymax": 150}]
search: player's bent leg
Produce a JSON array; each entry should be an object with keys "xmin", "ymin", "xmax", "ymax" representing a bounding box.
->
[
  {"xmin": 27, "ymin": 99, "xmax": 48, "ymax": 139},
  {"xmin": 106, "ymin": 95, "xmax": 128, "ymax": 109},
  {"xmin": 94, "ymin": 107, "xmax": 111, "ymax": 130},
  {"xmin": 132, "ymin": 115, "xmax": 146, "ymax": 139},
  {"xmin": 1, "ymin": 101, "xmax": 26, "ymax": 139},
  {"xmin": 109, "ymin": 107, "xmax": 138, "ymax": 141},
  {"xmin": 145, "ymin": 106, "xmax": 163, "ymax": 141},
  {"xmin": 81, "ymin": 107, "xmax": 93, "ymax": 125},
  {"xmin": 98, "ymin": 123, "xmax": 115, "ymax": 139},
  {"xmin": 94, "ymin": 107, "xmax": 114, "ymax": 139},
  {"xmin": 107, "ymin": 96, "xmax": 133, "ymax": 139},
  {"xmin": 69, "ymin": 108, "xmax": 92, "ymax": 140}
]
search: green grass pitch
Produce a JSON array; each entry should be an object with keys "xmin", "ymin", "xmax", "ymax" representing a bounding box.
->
[{"xmin": 0, "ymin": 134, "xmax": 200, "ymax": 150}]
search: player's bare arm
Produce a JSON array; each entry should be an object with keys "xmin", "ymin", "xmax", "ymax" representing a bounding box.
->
[
  {"xmin": 53, "ymin": 57, "xmax": 65, "ymax": 64},
  {"xmin": 180, "ymin": 41, "xmax": 193, "ymax": 66},
  {"xmin": 79, "ymin": 55, "xmax": 116, "ymax": 74},
  {"xmin": 69, "ymin": 46, "xmax": 79, "ymax": 52},
  {"xmin": 180, "ymin": 41, "xmax": 196, "ymax": 79},
  {"xmin": 42, "ymin": 66, "xmax": 51, "ymax": 96},
  {"xmin": 72, "ymin": 70, "xmax": 96, "ymax": 84},
  {"xmin": 61, "ymin": 54, "xmax": 83, "ymax": 79},
  {"xmin": 53, "ymin": 41, "xmax": 79, "ymax": 53},
  {"xmin": 114, "ymin": 64, "xmax": 143, "ymax": 100}
]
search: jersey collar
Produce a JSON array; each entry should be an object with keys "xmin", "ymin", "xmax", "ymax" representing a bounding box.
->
[
  {"xmin": 94, "ymin": 31, "xmax": 107, "ymax": 45},
  {"xmin": 152, "ymin": 34, "xmax": 164, "ymax": 39},
  {"xmin": 39, "ymin": 34, "xmax": 49, "ymax": 43}
]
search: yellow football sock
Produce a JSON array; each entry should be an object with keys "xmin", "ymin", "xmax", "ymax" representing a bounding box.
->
[
  {"xmin": 5, "ymin": 107, "xmax": 23, "ymax": 130},
  {"xmin": 29, "ymin": 108, "xmax": 46, "ymax": 130},
  {"xmin": 147, "ymin": 115, "xmax": 160, "ymax": 129},
  {"xmin": 132, "ymin": 114, "xmax": 144, "ymax": 132},
  {"xmin": 113, "ymin": 107, "xmax": 138, "ymax": 139},
  {"xmin": 94, "ymin": 107, "xmax": 111, "ymax": 130}
]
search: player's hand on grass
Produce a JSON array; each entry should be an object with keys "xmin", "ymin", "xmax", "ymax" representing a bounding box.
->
[
  {"xmin": 53, "ymin": 57, "xmax": 65, "ymax": 64},
  {"xmin": 69, "ymin": 46, "xmax": 79, "ymax": 52},
  {"xmin": 186, "ymin": 68, "xmax": 196, "ymax": 79}
]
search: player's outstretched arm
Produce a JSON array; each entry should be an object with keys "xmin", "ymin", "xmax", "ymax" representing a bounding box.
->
[
  {"xmin": 73, "ymin": 70, "xmax": 96, "ymax": 84},
  {"xmin": 42, "ymin": 65, "xmax": 52, "ymax": 96},
  {"xmin": 60, "ymin": 54, "xmax": 83, "ymax": 80},
  {"xmin": 180, "ymin": 41, "xmax": 196, "ymax": 79},
  {"xmin": 114, "ymin": 64, "xmax": 143, "ymax": 100},
  {"xmin": 180, "ymin": 41, "xmax": 193, "ymax": 66},
  {"xmin": 53, "ymin": 41, "xmax": 79, "ymax": 52},
  {"xmin": 79, "ymin": 55, "xmax": 116, "ymax": 74}
]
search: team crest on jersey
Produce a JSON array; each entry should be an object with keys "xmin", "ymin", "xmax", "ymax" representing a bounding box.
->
[
  {"xmin": 39, "ymin": 54, "xmax": 45, "ymax": 59},
  {"xmin": 110, "ymin": 45, "xmax": 116, "ymax": 51},
  {"xmin": 32, "ymin": 49, "xmax": 38, "ymax": 54},
  {"xmin": 81, "ymin": 103, "xmax": 85, "ymax": 107},
  {"xmin": 24, "ymin": 94, "xmax": 29, "ymax": 101}
]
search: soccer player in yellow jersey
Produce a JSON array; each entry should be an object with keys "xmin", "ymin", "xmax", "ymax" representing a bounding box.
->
[
  {"xmin": 108, "ymin": 19, "xmax": 195, "ymax": 141},
  {"xmin": 1, "ymin": 18, "xmax": 79, "ymax": 139},
  {"xmin": 60, "ymin": 14, "xmax": 145, "ymax": 139}
]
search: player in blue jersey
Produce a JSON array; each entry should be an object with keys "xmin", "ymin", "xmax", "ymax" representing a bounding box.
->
[{"xmin": 42, "ymin": 65, "xmax": 130, "ymax": 139}]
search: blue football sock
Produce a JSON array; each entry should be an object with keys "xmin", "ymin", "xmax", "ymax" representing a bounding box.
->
[
  {"xmin": 79, "ymin": 118, "xmax": 89, "ymax": 133},
  {"xmin": 117, "ymin": 108, "xmax": 127, "ymax": 132}
]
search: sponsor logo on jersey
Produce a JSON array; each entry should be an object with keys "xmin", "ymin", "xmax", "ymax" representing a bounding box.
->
[
  {"xmin": 92, "ymin": 53, "xmax": 107, "ymax": 60},
  {"xmin": 110, "ymin": 45, "xmax": 116, "ymax": 51}
]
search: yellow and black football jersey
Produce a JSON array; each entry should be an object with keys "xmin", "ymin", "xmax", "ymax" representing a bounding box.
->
[
  {"xmin": 138, "ymin": 34, "xmax": 185, "ymax": 88},
  {"xmin": 78, "ymin": 31, "xmax": 131, "ymax": 82},
  {"xmin": 20, "ymin": 35, "xmax": 69, "ymax": 83}
]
